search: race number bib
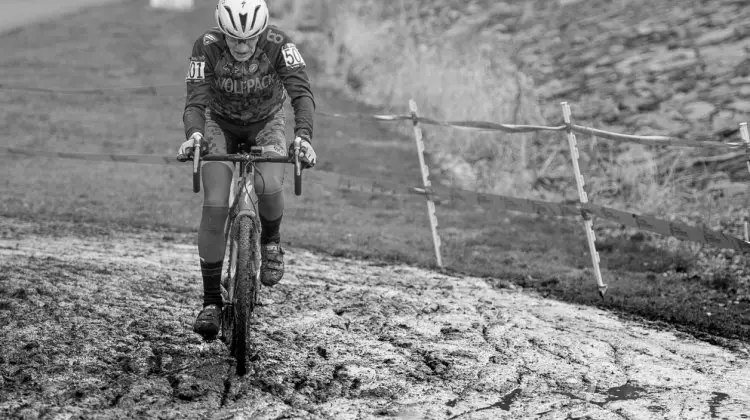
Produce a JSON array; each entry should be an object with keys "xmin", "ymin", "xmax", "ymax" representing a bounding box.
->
[
  {"xmin": 186, "ymin": 58, "xmax": 206, "ymax": 82},
  {"xmin": 282, "ymin": 44, "xmax": 305, "ymax": 69}
]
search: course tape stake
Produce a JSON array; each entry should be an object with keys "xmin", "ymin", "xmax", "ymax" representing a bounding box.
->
[
  {"xmin": 409, "ymin": 99, "xmax": 443, "ymax": 268},
  {"xmin": 740, "ymin": 122, "xmax": 750, "ymax": 243},
  {"xmin": 562, "ymin": 102, "xmax": 607, "ymax": 297},
  {"xmin": 740, "ymin": 122, "xmax": 750, "ymax": 176}
]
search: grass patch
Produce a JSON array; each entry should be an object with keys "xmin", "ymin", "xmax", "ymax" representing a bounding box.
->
[
  {"xmin": 1, "ymin": 0, "xmax": 749, "ymax": 344},
  {"xmin": 275, "ymin": 0, "xmax": 551, "ymax": 199}
]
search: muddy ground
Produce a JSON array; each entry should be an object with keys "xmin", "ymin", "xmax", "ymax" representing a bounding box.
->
[{"xmin": 1, "ymin": 216, "xmax": 749, "ymax": 419}]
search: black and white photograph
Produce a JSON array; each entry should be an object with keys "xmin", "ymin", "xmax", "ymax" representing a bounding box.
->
[{"xmin": 1, "ymin": 0, "xmax": 749, "ymax": 418}]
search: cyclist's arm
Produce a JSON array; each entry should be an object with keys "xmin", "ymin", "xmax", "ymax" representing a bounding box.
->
[
  {"xmin": 271, "ymin": 31, "xmax": 315, "ymax": 141},
  {"xmin": 183, "ymin": 35, "xmax": 216, "ymax": 139}
]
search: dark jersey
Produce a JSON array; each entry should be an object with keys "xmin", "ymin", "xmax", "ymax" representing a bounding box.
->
[{"xmin": 183, "ymin": 26, "xmax": 315, "ymax": 141}]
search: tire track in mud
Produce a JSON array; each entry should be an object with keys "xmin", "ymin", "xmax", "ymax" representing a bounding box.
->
[{"xmin": 1, "ymin": 216, "xmax": 750, "ymax": 419}]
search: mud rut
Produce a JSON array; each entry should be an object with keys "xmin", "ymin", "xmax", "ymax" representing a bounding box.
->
[{"xmin": 1, "ymin": 216, "xmax": 749, "ymax": 419}]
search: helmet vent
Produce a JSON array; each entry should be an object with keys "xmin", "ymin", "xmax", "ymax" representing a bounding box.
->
[
  {"xmin": 239, "ymin": 12, "xmax": 248, "ymax": 31},
  {"xmin": 224, "ymin": 6, "xmax": 238, "ymax": 30},
  {"xmin": 250, "ymin": 5, "xmax": 261, "ymax": 29}
]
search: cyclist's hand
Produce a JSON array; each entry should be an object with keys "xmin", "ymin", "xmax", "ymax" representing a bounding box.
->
[
  {"xmin": 291, "ymin": 136, "xmax": 316, "ymax": 168},
  {"xmin": 177, "ymin": 132, "xmax": 207, "ymax": 161}
]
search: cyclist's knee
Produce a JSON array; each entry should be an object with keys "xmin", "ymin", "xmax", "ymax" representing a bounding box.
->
[
  {"xmin": 255, "ymin": 181, "xmax": 283, "ymax": 196},
  {"xmin": 202, "ymin": 162, "xmax": 233, "ymax": 207},
  {"xmin": 254, "ymin": 163, "xmax": 284, "ymax": 196}
]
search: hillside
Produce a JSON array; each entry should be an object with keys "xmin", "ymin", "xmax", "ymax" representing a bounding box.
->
[{"xmin": 278, "ymin": 0, "xmax": 750, "ymax": 211}]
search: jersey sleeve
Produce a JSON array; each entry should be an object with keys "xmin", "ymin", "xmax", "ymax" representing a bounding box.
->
[
  {"xmin": 268, "ymin": 29, "xmax": 316, "ymax": 141},
  {"xmin": 182, "ymin": 37, "xmax": 215, "ymax": 139}
]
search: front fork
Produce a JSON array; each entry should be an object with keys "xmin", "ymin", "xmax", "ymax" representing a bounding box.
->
[
  {"xmin": 233, "ymin": 162, "xmax": 262, "ymax": 305},
  {"xmin": 221, "ymin": 162, "xmax": 258, "ymax": 343},
  {"xmin": 235, "ymin": 162, "xmax": 257, "ymax": 217}
]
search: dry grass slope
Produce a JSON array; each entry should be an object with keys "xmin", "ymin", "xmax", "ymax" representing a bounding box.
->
[{"xmin": 278, "ymin": 0, "xmax": 750, "ymax": 227}]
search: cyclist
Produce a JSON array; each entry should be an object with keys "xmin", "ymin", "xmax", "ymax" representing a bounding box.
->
[{"xmin": 177, "ymin": 0, "xmax": 317, "ymax": 340}]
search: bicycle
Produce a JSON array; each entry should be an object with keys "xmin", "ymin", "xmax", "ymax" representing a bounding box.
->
[{"xmin": 178, "ymin": 137, "xmax": 303, "ymax": 376}]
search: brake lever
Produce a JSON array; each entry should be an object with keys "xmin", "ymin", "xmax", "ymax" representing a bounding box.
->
[
  {"xmin": 293, "ymin": 137, "xmax": 302, "ymax": 174},
  {"xmin": 192, "ymin": 138, "xmax": 202, "ymax": 193}
]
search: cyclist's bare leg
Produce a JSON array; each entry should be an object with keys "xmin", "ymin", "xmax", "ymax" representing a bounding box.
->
[
  {"xmin": 253, "ymin": 109, "xmax": 287, "ymax": 286},
  {"xmin": 193, "ymin": 118, "xmax": 233, "ymax": 339},
  {"xmin": 257, "ymin": 189, "xmax": 285, "ymax": 287},
  {"xmin": 199, "ymin": 162, "xmax": 232, "ymax": 286},
  {"xmin": 255, "ymin": 168, "xmax": 284, "ymax": 242}
]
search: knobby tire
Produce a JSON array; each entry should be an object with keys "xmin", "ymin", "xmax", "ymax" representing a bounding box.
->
[{"xmin": 232, "ymin": 215, "xmax": 260, "ymax": 376}]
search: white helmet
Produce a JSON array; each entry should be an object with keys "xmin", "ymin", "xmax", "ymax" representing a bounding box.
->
[{"xmin": 215, "ymin": 0, "xmax": 269, "ymax": 40}]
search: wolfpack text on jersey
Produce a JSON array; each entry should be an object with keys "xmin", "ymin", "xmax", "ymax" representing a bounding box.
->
[{"xmin": 183, "ymin": 26, "xmax": 315, "ymax": 140}]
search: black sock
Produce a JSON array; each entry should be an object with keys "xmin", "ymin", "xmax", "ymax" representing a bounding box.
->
[
  {"xmin": 260, "ymin": 214, "xmax": 282, "ymax": 245},
  {"xmin": 200, "ymin": 259, "xmax": 223, "ymax": 307}
]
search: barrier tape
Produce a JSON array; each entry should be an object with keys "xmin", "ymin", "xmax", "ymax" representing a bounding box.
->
[
  {"xmin": 306, "ymin": 171, "xmax": 750, "ymax": 253},
  {"xmin": 0, "ymin": 83, "xmax": 179, "ymax": 95},
  {"xmin": 570, "ymin": 124, "xmax": 740, "ymax": 150},
  {"xmin": 1, "ymin": 83, "xmax": 743, "ymax": 149},
  {"xmin": 318, "ymin": 111, "xmax": 742, "ymax": 149},
  {"xmin": 580, "ymin": 204, "xmax": 750, "ymax": 253},
  {"xmin": 0, "ymin": 146, "xmax": 177, "ymax": 165},
  {"xmin": 3, "ymin": 146, "xmax": 749, "ymax": 253},
  {"xmin": 316, "ymin": 111, "xmax": 568, "ymax": 134}
]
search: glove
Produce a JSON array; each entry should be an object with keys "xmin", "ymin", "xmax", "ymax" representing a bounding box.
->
[
  {"xmin": 177, "ymin": 132, "xmax": 207, "ymax": 160},
  {"xmin": 290, "ymin": 136, "xmax": 316, "ymax": 168}
]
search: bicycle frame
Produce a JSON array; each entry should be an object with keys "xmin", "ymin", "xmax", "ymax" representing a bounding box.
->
[
  {"xmin": 221, "ymin": 158, "xmax": 262, "ymax": 365},
  {"xmin": 226, "ymin": 158, "xmax": 258, "ymax": 290},
  {"xmin": 177, "ymin": 140, "xmax": 302, "ymax": 376},
  {"xmin": 204, "ymin": 151, "xmax": 293, "ymax": 302},
  {"xmin": 229, "ymin": 157, "xmax": 259, "ymax": 222}
]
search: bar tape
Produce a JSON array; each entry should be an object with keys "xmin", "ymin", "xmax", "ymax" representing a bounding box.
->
[{"xmin": 2, "ymin": 146, "xmax": 748, "ymax": 253}]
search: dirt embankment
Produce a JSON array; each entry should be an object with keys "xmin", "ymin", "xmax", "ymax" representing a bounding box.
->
[
  {"xmin": 1, "ymin": 216, "xmax": 749, "ymax": 419},
  {"xmin": 523, "ymin": 0, "xmax": 750, "ymax": 144},
  {"xmin": 436, "ymin": 0, "xmax": 750, "ymax": 182}
]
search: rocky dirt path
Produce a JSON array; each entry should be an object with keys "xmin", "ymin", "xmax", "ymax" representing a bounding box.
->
[{"xmin": 1, "ymin": 216, "xmax": 749, "ymax": 419}]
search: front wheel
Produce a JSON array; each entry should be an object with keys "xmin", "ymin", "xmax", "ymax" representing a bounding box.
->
[{"xmin": 232, "ymin": 215, "xmax": 261, "ymax": 376}]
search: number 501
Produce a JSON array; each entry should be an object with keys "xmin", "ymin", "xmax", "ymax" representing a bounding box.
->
[{"xmin": 188, "ymin": 61, "xmax": 205, "ymax": 80}]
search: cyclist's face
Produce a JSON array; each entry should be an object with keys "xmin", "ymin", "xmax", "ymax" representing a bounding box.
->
[{"xmin": 225, "ymin": 35, "xmax": 259, "ymax": 62}]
